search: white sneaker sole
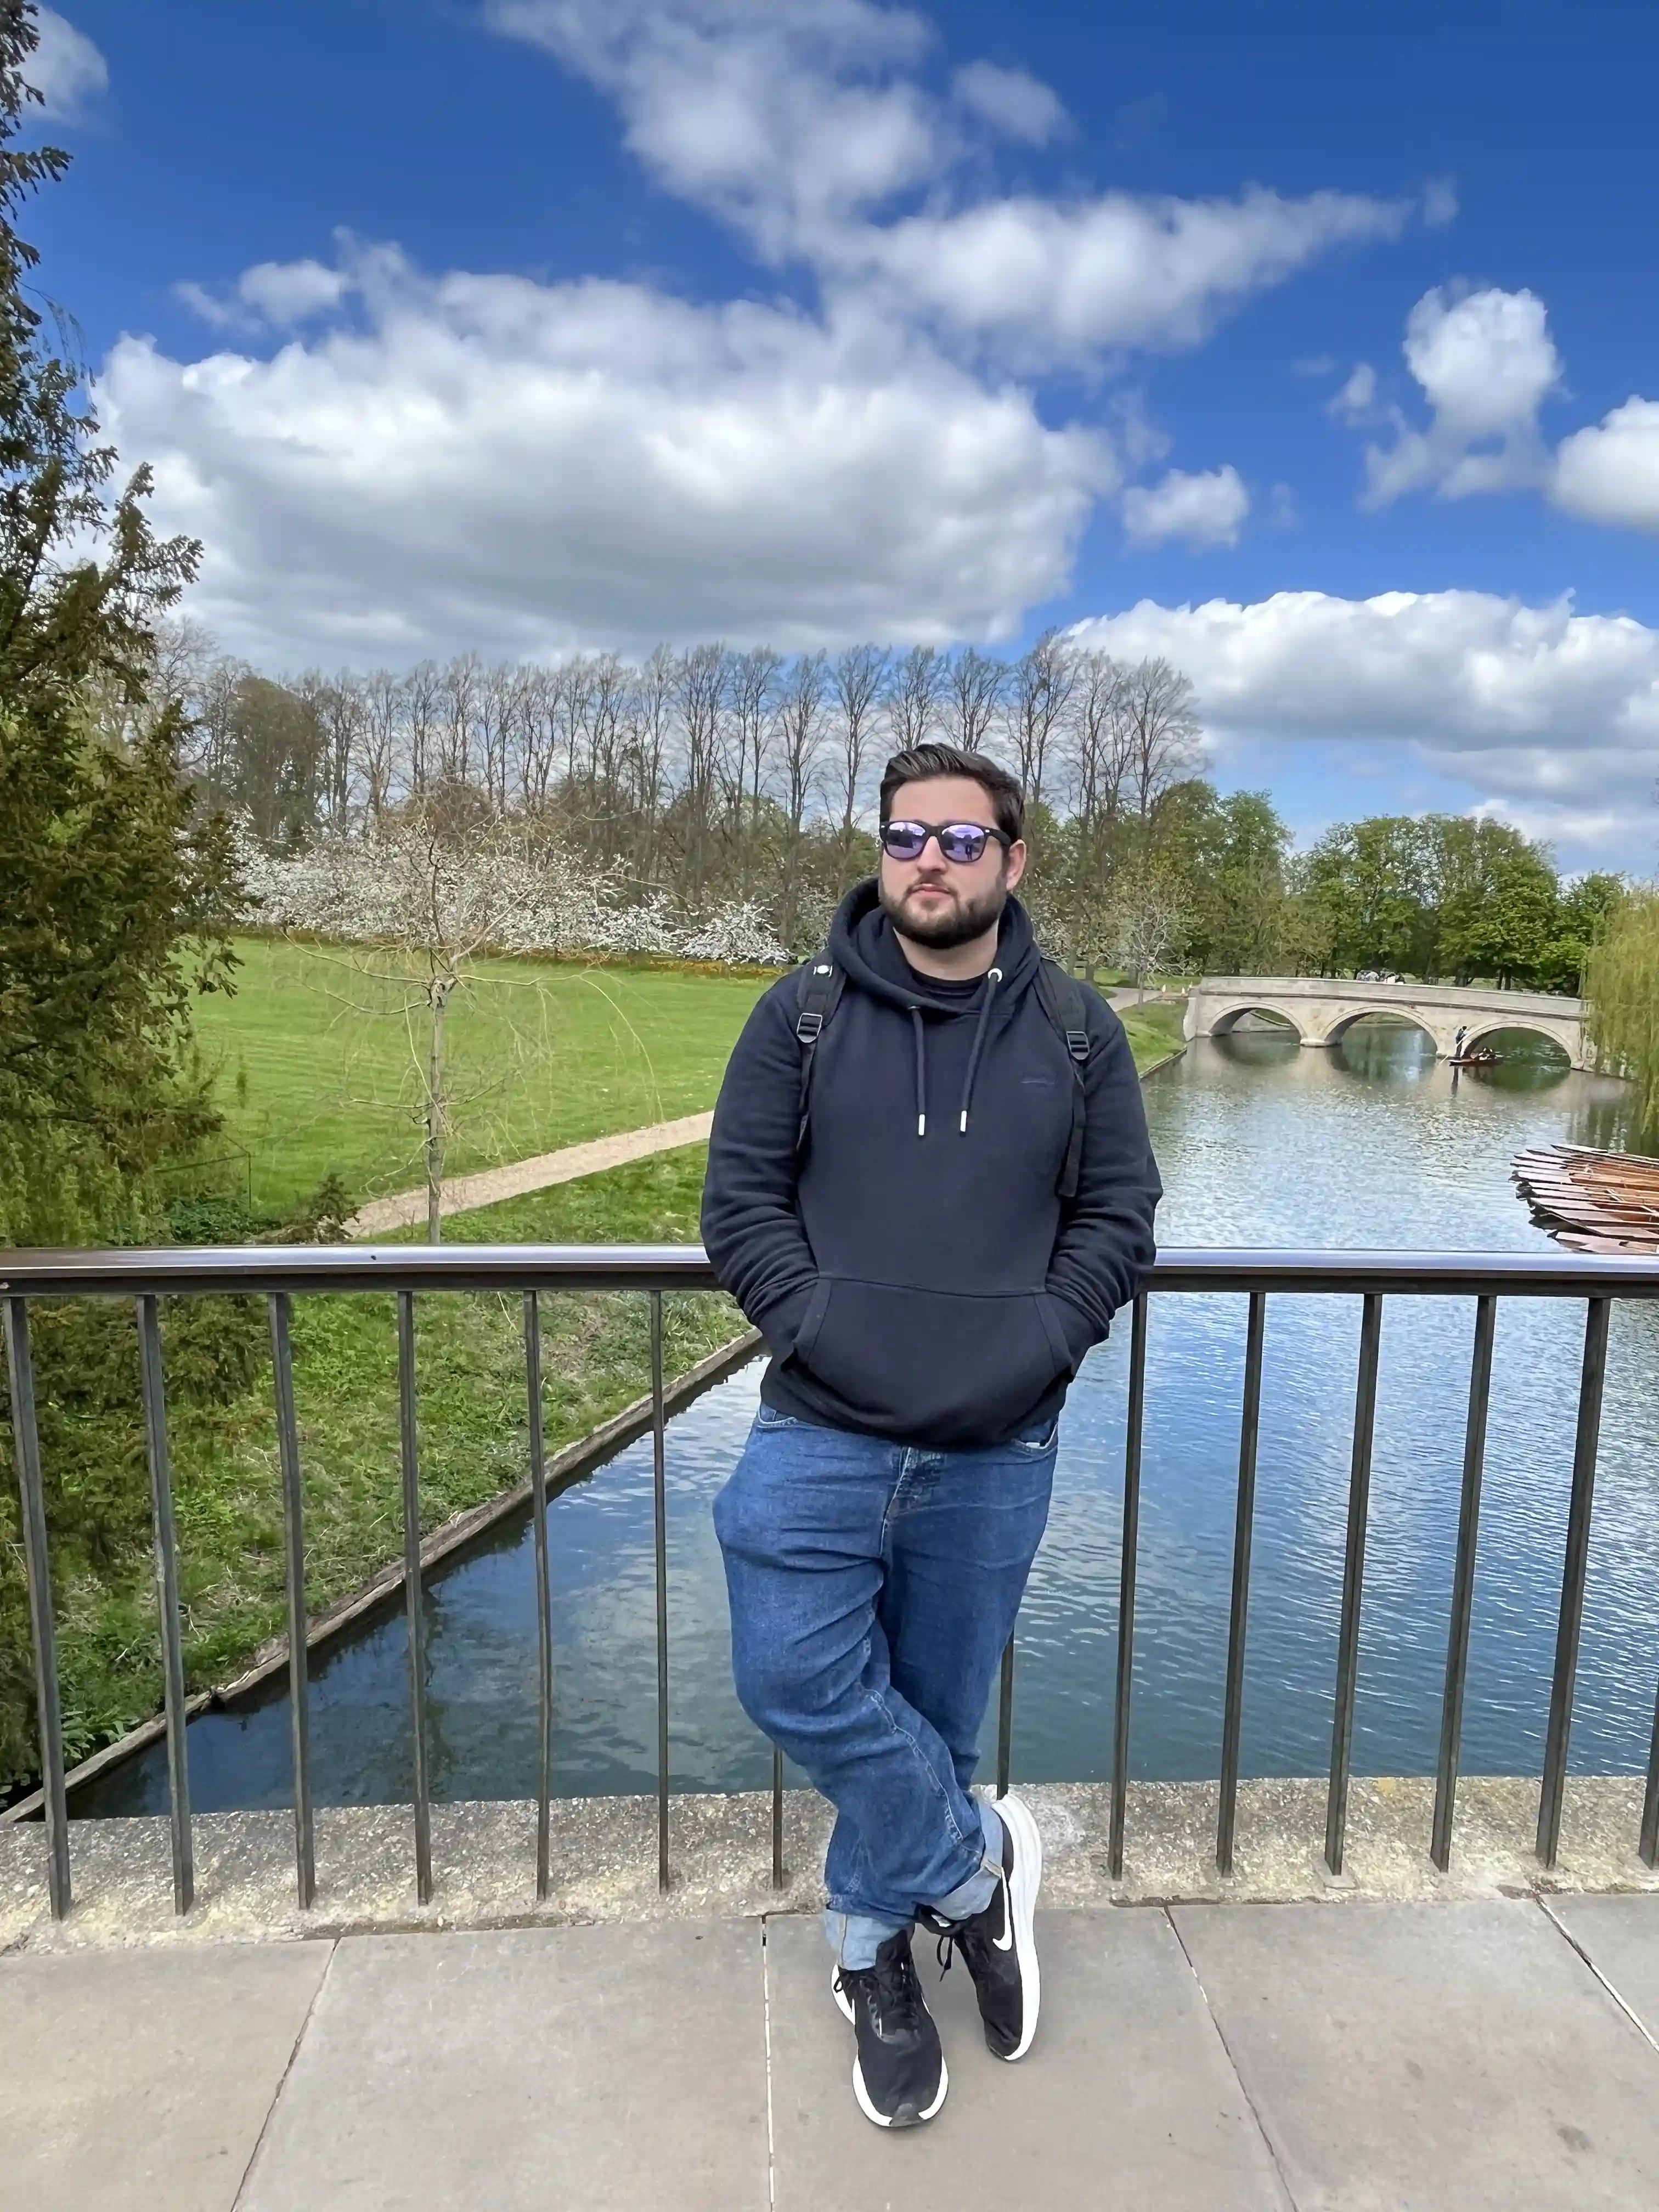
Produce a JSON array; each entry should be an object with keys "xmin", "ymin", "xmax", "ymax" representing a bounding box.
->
[
  {"xmin": 833, "ymin": 1968, "xmax": 949, "ymax": 2127},
  {"xmin": 994, "ymin": 1790, "xmax": 1043, "ymax": 2061}
]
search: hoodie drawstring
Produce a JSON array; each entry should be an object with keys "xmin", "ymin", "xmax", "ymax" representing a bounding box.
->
[
  {"xmin": 958, "ymin": 967, "xmax": 1002, "ymax": 1134},
  {"xmin": 910, "ymin": 1007, "xmax": 927, "ymax": 1137}
]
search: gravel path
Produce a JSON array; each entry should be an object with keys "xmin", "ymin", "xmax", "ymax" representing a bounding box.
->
[{"xmin": 346, "ymin": 1112, "xmax": 714, "ymax": 1237}]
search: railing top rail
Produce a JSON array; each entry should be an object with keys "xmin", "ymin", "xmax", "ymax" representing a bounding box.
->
[{"xmin": 2, "ymin": 1244, "xmax": 1658, "ymax": 1297}]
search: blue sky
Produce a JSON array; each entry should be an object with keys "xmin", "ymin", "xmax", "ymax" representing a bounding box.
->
[{"xmin": 29, "ymin": 1, "xmax": 1659, "ymax": 867}]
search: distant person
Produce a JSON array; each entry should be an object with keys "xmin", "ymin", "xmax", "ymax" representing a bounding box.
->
[
  {"xmin": 1454, "ymin": 1025, "xmax": 1468, "ymax": 1060},
  {"xmin": 702, "ymin": 744, "xmax": 1161, "ymax": 2129}
]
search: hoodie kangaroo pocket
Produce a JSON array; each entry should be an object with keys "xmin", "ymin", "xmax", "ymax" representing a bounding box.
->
[{"xmin": 795, "ymin": 1279, "xmax": 1066, "ymax": 1444}]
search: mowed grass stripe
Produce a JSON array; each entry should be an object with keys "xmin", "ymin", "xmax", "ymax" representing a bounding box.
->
[{"xmin": 194, "ymin": 938, "xmax": 774, "ymax": 1210}]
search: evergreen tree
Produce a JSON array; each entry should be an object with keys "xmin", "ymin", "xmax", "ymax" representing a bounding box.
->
[
  {"xmin": 0, "ymin": 2, "xmax": 239, "ymax": 1245},
  {"xmin": 0, "ymin": 3, "xmax": 249, "ymax": 1798}
]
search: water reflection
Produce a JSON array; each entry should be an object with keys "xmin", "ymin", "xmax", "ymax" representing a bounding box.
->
[{"xmin": 81, "ymin": 1022, "xmax": 1655, "ymax": 1814}]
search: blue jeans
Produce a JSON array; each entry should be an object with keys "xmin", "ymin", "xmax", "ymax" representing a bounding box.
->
[{"xmin": 713, "ymin": 1404, "xmax": 1056, "ymax": 1966}]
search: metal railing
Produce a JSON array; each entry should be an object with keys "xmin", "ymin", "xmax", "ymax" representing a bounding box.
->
[{"xmin": 5, "ymin": 1243, "xmax": 1659, "ymax": 1922}]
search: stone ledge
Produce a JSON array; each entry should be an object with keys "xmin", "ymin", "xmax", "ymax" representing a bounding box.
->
[{"xmin": 4, "ymin": 1775, "xmax": 1655, "ymax": 1952}]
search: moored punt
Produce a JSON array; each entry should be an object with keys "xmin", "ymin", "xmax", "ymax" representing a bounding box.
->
[{"xmin": 1512, "ymin": 1141, "xmax": 1659, "ymax": 1255}]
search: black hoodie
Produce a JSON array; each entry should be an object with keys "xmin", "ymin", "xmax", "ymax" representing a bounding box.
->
[{"xmin": 700, "ymin": 881, "xmax": 1162, "ymax": 1447}]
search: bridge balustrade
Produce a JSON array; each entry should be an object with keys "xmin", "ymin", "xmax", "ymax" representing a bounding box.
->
[{"xmin": 4, "ymin": 1244, "xmax": 1658, "ymax": 1922}]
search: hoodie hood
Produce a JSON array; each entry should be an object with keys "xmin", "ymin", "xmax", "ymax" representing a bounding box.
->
[
  {"xmin": 827, "ymin": 877, "xmax": 1042, "ymax": 1014},
  {"xmin": 826, "ymin": 878, "xmax": 1043, "ymax": 1139}
]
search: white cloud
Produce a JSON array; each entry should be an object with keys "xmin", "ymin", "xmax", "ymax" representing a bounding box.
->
[
  {"xmin": 1068, "ymin": 587, "xmax": 1659, "ymax": 854},
  {"xmin": 178, "ymin": 257, "xmax": 353, "ymax": 333},
  {"xmin": 1327, "ymin": 361, "xmax": 1376, "ymax": 422},
  {"xmin": 1121, "ymin": 465, "xmax": 1249, "ymax": 549},
  {"xmin": 114, "ymin": 0, "xmax": 1426, "ymax": 667},
  {"xmin": 838, "ymin": 187, "xmax": 1409, "ymax": 371},
  {"xmin": 487, "ymin": 2, "xmax": 1413, "ymax": 372},
  {"xmin": 486, "ymin": 0, "xmax": 939, "ymax": 260},
  {"xmin": 100, "ymin": 245, "xmax": 1114, "ymax": 665},
  {"xmin": 1553, "ymin": 397, "xmax": 1659, "ymax": 534},
  {"xmin": 1422, "ymin": 176, "xmax": 1459, "ymax": 228},
  {"xmin": 1363, "ymin": 285, "xmax": 1560, "ymax": 505},
  {"xmin": 27, "ymin": 8, "xmax": 106, "ymax": 120},
  {"xmin": 1339, "ymin": 284, "xmax": 1659, "ymax": 539},
  {"xmin": 950, "ymin": 60, "xmax": 1065, "ymax": 144}
]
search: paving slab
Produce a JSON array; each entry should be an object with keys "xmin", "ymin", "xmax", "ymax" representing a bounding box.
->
[
  {"xmin": 1173, "ymin": 1898, "xmax": 1659, "ymax": 2210},
  {"xmin": 1546, "ymin": 1894, "xmax": 1659, "ymax": 2046},
  {"xmin": 766, "ymin": 1906, "xmax": 1289, "ymax": 2211},
  {"xmin": 235, "ymin": 1919, "xmax": 768, "ymax": 2212},
  {"xmin": 0, "ymin": 1939, "xmax": 331, "ymax": 2212}
]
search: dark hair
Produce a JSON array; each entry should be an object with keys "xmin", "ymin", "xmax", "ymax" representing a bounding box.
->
[{"xmin": 879, "ymin": 742, "xmax": 1025, "ymax": 844}]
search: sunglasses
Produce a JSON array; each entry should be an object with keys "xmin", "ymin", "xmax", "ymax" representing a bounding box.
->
[{"xmin": 879, "ymin": 819, "xmax": 1011, "ymax": 865}]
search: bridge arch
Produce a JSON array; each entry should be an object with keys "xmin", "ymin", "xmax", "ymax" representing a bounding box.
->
[
  {"xmin": 1206, "ymin": 1000, "xmax": 1308, "ymax": 1045},
  {"xmin": 1321, "ymin": 1007, "xmax": 1442, "ymax": 1054},
  {"xmin": 1457, "ymin": 1016, "xmax": 1577, "ymax": 1065}
]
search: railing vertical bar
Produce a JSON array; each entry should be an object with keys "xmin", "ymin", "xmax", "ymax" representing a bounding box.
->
[
  {"xmin": 4, "ymin": 1297, "xmax": 71, "ymax": 1921},
  {"xmin": 1430, "ymin": 1293, "xmax": 1496, "ymax": 1874},
  {"xmin": 1637, "ymin": 1681, "xmax": 1659, "ymax": 1876},
  {"xmin": 137, "ymin": 1294, "xmax": 194, "ymax": 1916},
  {"xmin": 1639, "ymin": 1685, "xmax": 1659, "ymax": 1871},
  {"xmin": 269, "ymin": 1293, "xmax": 314, "ymax": 1910},
  {"xmin": 397, "ymin": 1291, "xmax": 433, "ymax": 1905},
  {"xmin": 523, "ymin": 1291, "xmax": 554, "ymax": 1904},
  {"xmin": 1537, "ymin": 1295, "xmax": 1611, "ymax": 1869},
  {"xmin": 1324, "ymin": 1291, "xmax": 1383, "ymax": 1878},
  {"xmin": 1217, "ymin": 1290, "xmax": 1267, "ymax": 1876},
  {"xmin": 996, "ymin": 1637, "xmax": 1015, "ymax": 1801},
  {"xmin": 771, "ymin": 1744, "xmax": 785, "ymax": 1889},
  {"xmin": 650, "ymin": 1290, "xmax": 670, "ymax": 1892},
  {"xmin": 1109, "ymin": 1293, "xmax": 1148, "ymax": 1882}
]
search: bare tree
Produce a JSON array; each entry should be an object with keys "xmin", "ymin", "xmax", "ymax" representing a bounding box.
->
[
  {"xmin": 677, "ymin": 642, "xmax": 727, "ymax": 904},
  {"xmin": 403, "ymin": 661, "xmax": 443, "ymax": 796},
  {"xmin": 625, "ymin": 645, "xmax": 676, "ymax": 885},
  {"xmin": 947, "ymin": 646, "xmax": 1006, "ymax": 754},
  {"xmin": 1065, "ymin": 651, "xmax": 1133, "ymax": 839},
  {"xmin": 1108, "ymin": 863, "xmax": 1188, "ymax": 1001},
  {"xmin": 830, "ymin": 643, "xmax": 888, "ymax": 859},
  {"xmin": 1006, "ymin": 629, "xmax": 1076, "ymax": 815},
  {"xmin": 888, "ymin": 644, "xmax": 946, "ymax": 751},
  {"xmin": 774, "ymin": 651, "xmax": 827, "ymax": 947},
  {"xmin": 1122, "ymin": 657, "xmax": 1204, "ymax": 823},
  {"xmin": 727, "ymin": 645, "xmax": 782, "ymax": 888},
  {"xmin": 359, "ymin": 669, "xmax": 402, "ymax": 823}
]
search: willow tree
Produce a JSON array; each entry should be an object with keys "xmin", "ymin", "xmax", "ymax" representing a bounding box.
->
[{"xmin": 1583, "ymin": 887, "xmax": 1659, "ymax": 1145}]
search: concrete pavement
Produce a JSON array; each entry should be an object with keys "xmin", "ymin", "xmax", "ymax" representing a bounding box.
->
[{"xmin": 4, "ymin": 1895, "xmax": 1658, "ymax": 2210}]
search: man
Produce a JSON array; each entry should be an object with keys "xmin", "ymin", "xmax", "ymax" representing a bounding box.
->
[{"xmin": 702, "ymin": 743, "xmax": 1161, "ymax": 2129}]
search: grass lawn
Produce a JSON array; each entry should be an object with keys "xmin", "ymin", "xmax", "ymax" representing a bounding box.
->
[
  {"xmin": 1116, "ymin": 997, "xmax": 1187, "ymax": 1066},
  {"xmin": 193, "ymin": 937, "xmax": 776, "ymax": 1211},
  {"xmin": 193, "ymin": 939, "xmax": 1184, "ymax": 1214}
]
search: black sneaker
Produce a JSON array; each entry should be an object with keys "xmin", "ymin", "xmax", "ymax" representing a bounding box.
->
[
  {"xmin": 922, "ymin": 1790, "xmax": 1043, "ymax": 2061},
  {"xmin": 831, "ymin": 1928, "xmax": 949, "ymax": 2129}
]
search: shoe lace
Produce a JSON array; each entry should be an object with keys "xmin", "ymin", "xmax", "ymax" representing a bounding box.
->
[
  {"xmin": 867, "ymin": 1939, "xmax": 928, "ymax": 2034},
  {"xmin": 932, "ymin": 1865, "xmax": 1008, "ymax": 1983}
]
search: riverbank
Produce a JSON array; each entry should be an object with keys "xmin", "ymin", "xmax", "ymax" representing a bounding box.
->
[{"xmin": 4, "ymin": 991, "xmax": 1188, "ymax": 1812}]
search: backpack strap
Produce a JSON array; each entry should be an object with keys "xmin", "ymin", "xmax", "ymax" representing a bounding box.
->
[
  {"xmin": 794, "ymin": 955, "xmax": 845, "ymax": 1153},
  {"xmin": 1034, "ymin": 957, "xmax": 1091, "ymax": 1200}
]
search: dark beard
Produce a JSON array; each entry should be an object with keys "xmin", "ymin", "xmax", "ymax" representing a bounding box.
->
[{"xmin": 879, "ymin": 873, "xmax": 1008, "ymax": 951}]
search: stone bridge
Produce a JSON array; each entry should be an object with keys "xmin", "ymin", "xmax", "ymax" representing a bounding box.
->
[{"xmin": 1184, "ymin": 975, "xmax": 1592, "ymax": 1069}]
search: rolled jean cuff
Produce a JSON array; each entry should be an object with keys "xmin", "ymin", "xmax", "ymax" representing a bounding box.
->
[
  {"xmin": 924, "ymin": 1799, "xmax": 1003, "ymax": 1925},
  {"xmin": 826, "ymin": 1909, "xmax": 911, "ymax": 1972}
]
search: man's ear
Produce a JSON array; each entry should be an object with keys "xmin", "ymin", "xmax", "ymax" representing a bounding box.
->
[{"xmin": 1004, "ymin": 838, "xmax": 1028, "ymax": 893}]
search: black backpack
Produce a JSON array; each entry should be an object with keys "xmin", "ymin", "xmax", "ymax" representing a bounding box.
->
[{"xmin": 793, "ymin": 953, "xmax": 1092, "ymax": 1198}]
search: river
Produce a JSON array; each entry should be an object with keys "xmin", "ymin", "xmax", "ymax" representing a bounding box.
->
[{"xmin": 81, "ymin": 1020, "xmax": 1658, "ymax": 1816}]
